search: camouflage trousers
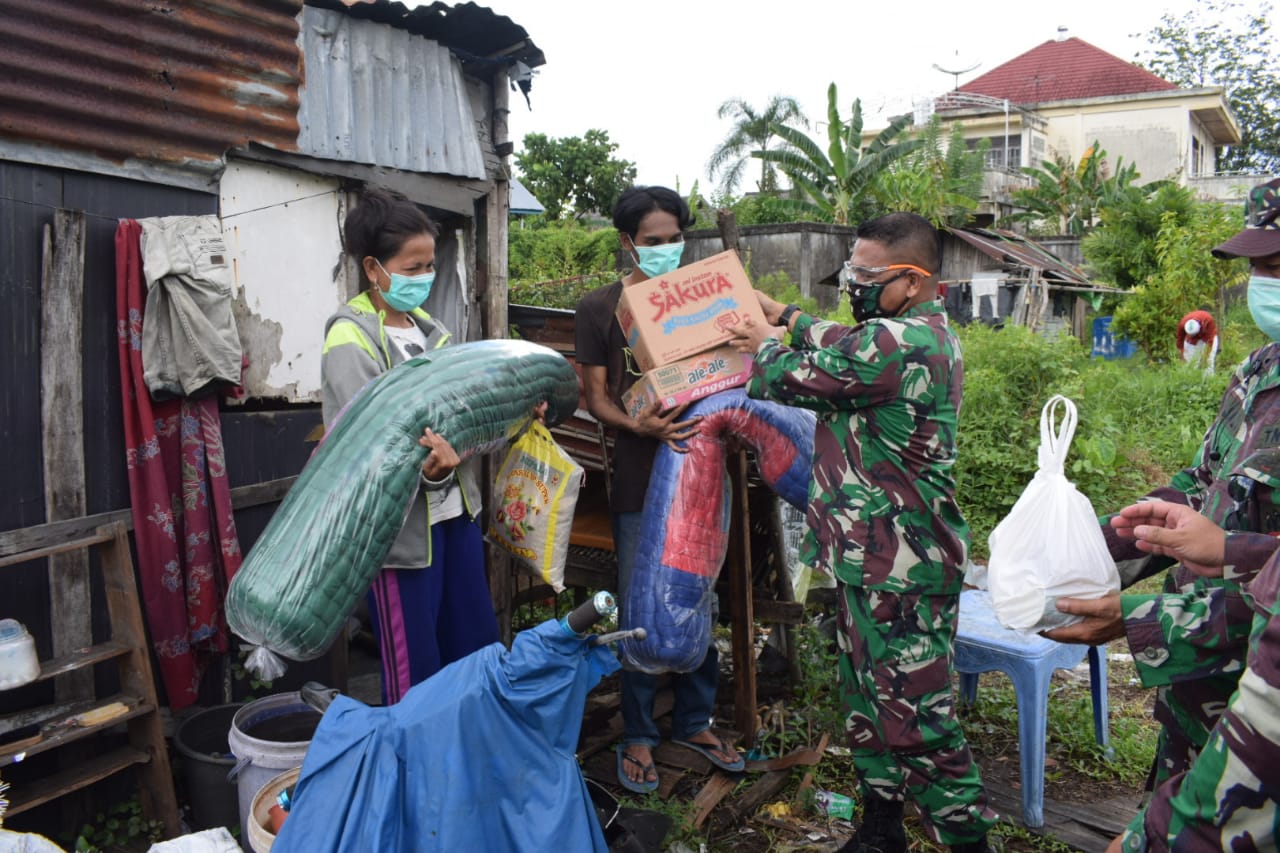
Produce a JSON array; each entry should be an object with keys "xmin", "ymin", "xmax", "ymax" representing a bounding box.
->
[{"xmin": 837, "ymin": 585, "xmax": 998, "ymax": 845}]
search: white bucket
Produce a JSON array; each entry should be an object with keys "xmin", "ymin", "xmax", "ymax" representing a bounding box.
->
[
  {"xmin": 226, "ymin": 693, "xmax": 320, "ymax": 847},
  {"xmin": 245, "ymin": 766, "xmax": 301, "ymax": 853}
]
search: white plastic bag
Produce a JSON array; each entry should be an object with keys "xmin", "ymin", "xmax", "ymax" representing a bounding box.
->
[{"xmin": 987, "ymin": 395, "xmax": 1120, "ymax": 632}]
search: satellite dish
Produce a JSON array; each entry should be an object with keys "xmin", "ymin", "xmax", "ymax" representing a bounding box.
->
[{"xmin": 932, "ymin": 52, "xmax": 981, "ymax": 91}]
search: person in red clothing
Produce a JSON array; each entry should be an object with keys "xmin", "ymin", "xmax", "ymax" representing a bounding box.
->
[{"xmin": 1176, "ymin": 309, "xmax": 1219, "ymax": 372}]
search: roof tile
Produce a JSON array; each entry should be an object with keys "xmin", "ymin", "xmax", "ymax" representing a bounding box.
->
[{"xmin": 954, "ymin": 37, "xmax": 1177, "ymax": 105}]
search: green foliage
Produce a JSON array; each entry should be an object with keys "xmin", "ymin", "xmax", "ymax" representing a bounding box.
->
[
  {"xmin": 1007, "ymin": 142, "xmax": 1149, "ymax": 236},
  {"xmin": 68, "ymin": 797, "xmax": 164, "ymax": 852},
  {"xmin": 872, "ymin": 117, "xmax": 987, "ymax": 227},
  {"xmin": 707, "ymin": 95, "xmax": 808, "ymax": 196},
  {"xmin": 1137, "ymin": 0, "xmax": 1280, "ymax": 172},
  {"xmin": 514, "ymin": 130, "xmax": 637, "ymax": 222},
  {"xmin": 507, "ymin": 218, "xmax": 619, "ymax": 309},
  {"xmin": 1110, "ymin": 202, "xmax": 1246, "ymax": 360},
  {"xmin": 952, "ymin": 323, "xmax": 1229, "ymax": 558},
  {"xmin": 1082, "ymin": 182, "xmax": 1198, "ymax": 290},
  {"xmin": 754, "ymin": 83, "xmax": 923, "ymax": 224}
]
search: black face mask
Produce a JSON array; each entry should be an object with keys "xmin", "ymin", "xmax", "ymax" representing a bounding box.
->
[{"xmin": 846, "ymin": 271, "xmax": 912, "ymax": 323}]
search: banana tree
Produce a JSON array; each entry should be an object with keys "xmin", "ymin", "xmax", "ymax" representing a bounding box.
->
[{"xmin": 753, "ymin": 82, "xmax": 923, "ymax": 224}]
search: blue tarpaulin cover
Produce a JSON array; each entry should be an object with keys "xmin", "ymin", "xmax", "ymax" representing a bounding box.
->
[{"xmin": 271, "ymin": 619, "xmax": 619, "ymax": 852}]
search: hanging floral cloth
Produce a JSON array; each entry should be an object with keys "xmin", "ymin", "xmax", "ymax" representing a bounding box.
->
[{"xmin": 115, "ymin": 219, "xmax": 243, "ymax": 710}]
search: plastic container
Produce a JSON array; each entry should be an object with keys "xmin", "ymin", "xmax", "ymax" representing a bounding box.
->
[
  {"xmin": 172, "ymin": 703, "xmax": 242, "ymax": 831},
  {"xmin": 246, "ymin": 766, "xmax": 300, "ymax": 853},
  {"xmin": 0, "ymin": 619, "xmax": 40, "ymax": 690},
  {"xmin": 227, "ymin": 693, "xmax": 320, "ymax": 846}
]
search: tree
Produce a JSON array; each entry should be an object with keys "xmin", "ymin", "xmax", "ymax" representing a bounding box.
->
[
  {"xmin": 1082, "ymin": 182, "xmax": 1198, "ymax": 289},
  {"xmin": 754, "ymin": 83, "xmax": 922, "ymax": 225},
  {"xmin": 1110, "ymin": 202, "xmax": 1243, "ymax": 360},
  {"xmin": 706, "ymin": 95, "xmax": 807, "ymax": 196},
  {"xmin": 1006, "ymin": 142, "xmax": 1148, "ymax": 236},
  {"xmin": 1136, "ymin": 0, "xmax": 1280, "ymax": 173},
  {"xmin": 514, "ymin": 130, "xmax": 637, "ymax": 221},
  {"xmin": 872, "ymin": 117, "xmax": 988, "ymax": 227}
]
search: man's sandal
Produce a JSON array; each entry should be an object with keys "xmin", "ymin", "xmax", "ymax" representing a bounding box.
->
[{"xmin": 616, "ymin": 745, "xmax": 659, "ymax": 793}]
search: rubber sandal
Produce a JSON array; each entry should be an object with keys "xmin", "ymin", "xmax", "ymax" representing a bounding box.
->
[
  {"xmin": 672, "ymin": 734, "xmax": 746, "ymax": 772},
  {"xmin": 616, "ymin": 745, "xmax": 659, "ymax": 794}
]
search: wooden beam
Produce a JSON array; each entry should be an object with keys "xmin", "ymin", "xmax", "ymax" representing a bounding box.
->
[
  {"xmin": 727, "ymin": 450, "xmax": 757, "ymax": 750},
  {"xmin": 41, "ymin": 209, "xmax": 92, "ymax": 703},
  {"xmin": 0, "ymin": 476, "xmax": 297, "ymax": 559}
]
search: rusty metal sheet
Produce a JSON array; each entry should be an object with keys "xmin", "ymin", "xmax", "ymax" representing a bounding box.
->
[
  {"xmin": 0, "ymin": 0, "xmax": 303, "ymax": 176},
  {"xmin": 946, "ymin": 227, "xmax": 1090, "ymax": 284}
]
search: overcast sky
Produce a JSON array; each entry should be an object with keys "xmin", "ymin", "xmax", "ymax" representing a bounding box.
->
[{"xmin": 467, "ymin": 0, "xmax": 1206, "ymax": 194}]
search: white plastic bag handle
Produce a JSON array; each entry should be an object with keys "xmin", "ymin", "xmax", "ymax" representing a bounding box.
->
[{"xmin": 1037, "ymin": 395, "xmax": 1077, "ymax": 475}]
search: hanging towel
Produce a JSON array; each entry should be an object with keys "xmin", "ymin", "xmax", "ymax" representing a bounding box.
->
[
  {"xmin": 970, "ymin": 272, "xmax": 1002, "ymax": 321},
  {"xmin": 139, "ymin": 216, "xmax": 242, "ymax": 399},
  {"xmin": 116, "ymin": 219, "xmax": 244, "ymax": 710}
]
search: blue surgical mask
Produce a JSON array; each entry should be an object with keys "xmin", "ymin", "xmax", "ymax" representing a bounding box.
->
[
  {"xmin": 376, "ymin": 260, "xmax": 435, "ymax": 312},
  {"xmin": 631, "ymin": 241, "xmax": 684, "ymax": 278},
  {"xmin": 1248, "ymin": 275, "xmax": 1280, "ymax": 341}
]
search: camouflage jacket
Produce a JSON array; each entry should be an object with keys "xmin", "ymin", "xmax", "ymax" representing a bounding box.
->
[
  {"xmin": 1106, "ymin": 343, "xmax": 1280, "ymax": 690},
  {"xmin": 1123, "ymin": 542, "xmax": 1280, "ymax": 852},
  {"xmin": 746, "ymin": 301, "xmax": 968, "ymax": 594}
]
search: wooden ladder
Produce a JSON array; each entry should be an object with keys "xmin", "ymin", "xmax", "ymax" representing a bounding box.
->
[{"xmin": 0, "ymin": 521, "xmax": 180, "ymax": 836}]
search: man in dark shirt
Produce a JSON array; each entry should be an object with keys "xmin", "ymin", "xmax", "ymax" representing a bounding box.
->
[{"xmin": 575, "ymin": 185, "xmax": 744, "ymax": 793}]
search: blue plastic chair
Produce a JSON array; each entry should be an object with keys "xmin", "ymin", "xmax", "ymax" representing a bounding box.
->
[{"xmin": 954, "ymin": 589, "xmax": 1110, "ymax": 828}]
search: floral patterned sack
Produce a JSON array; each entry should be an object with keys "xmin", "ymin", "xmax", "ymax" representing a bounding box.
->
[{"xmin": 489, "ymin": 420, "xmax": 584, "ymax": 592}]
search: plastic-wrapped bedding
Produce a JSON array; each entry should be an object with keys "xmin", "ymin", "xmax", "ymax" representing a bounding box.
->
[
  {"xmin": 226, "ymin": 340, "xmax": 579, "ymax": 678},
  {"xmin": 619, "ymin": 388, "xmax": 815, "ymax": 674}
]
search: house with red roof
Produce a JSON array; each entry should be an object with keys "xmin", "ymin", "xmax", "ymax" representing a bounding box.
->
[{"xmin": 915, "ymin": 32, "xmax": 1241, "ymax": 219}]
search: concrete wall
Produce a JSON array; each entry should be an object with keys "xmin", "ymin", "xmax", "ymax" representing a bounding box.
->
[{"xmin": 682, "ymin": 222, "xmax": 857, "ymax": 310}]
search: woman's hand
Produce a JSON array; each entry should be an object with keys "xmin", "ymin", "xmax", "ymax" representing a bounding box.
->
[
  {"xmin": 420, "ymin": 427, "xmax": 460, "ymax": 480},
  {"xmin": 531, "ymin": 401, "xmax": 549, "ymax": 424}
]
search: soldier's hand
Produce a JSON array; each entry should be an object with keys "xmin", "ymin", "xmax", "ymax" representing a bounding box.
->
[
  {"xmin": 634, "ymin": 400, "xmax": 701, "ymax": 453},
  {"xmin": 755, "ymin": 290, "xmax": 786, "ymax": 324},
  {"xmin": 1110, "ymin": 500, "xmax": 1225, "ymax": 577},
  {"xmin": 728, "ymin": 316, "xmax": 781, "ymax": 354},
  {"xmin": 1042, "ymin": 592, "xmax": 1124, "ymax": 644}
]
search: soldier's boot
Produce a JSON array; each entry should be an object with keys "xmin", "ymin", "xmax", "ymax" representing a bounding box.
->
[{"xmin": 835, "ymin": 795, "xmax": 906, "ymax": 853}]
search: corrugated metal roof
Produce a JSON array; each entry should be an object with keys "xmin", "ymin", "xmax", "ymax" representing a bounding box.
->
[
  {"xmin": 311, "ymin": 0, "xmax": 545, "ymax": 70},
  {"xmin": 293, "ymin": 5, "xmax": 486, "ymax": 178},
  {"xmin": 946, "ymin": 227, "xmax": 1091, "ymax": 285},
  {"xmin": 0, "ymin": 0, "xmax": 304, "ymax": 177}
]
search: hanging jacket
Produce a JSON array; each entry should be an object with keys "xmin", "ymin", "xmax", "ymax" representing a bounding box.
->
[{"xmin": 321, "ymin": 291, "xmax": 482, "ymax": 569}]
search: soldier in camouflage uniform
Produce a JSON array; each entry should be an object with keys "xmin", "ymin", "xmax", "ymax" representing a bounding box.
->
[
  {"xmin": 730, "ymin": 213, "xmax": 997, "ymax": 853},
  {"xmin": 1104, "ymin": 500, "xmax": 1280, "ymax": 852},
  {"xmin": 1048, "ymin": 178, "xmax": 1280, "ymax": 849}
]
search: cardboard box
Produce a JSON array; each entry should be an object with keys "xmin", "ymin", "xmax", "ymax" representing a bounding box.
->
[
  {"xmin": 616, "ymin": 249, "xmax": 765, "ymax": 371},
  {"xmin": 621, "ymin": 346, "xmax": 752, "ymax": 418}
]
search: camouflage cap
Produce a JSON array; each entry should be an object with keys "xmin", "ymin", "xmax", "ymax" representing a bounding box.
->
[{"xmin": 1212, "ymin": 177, "xmax": 1280, "ymax": 259}]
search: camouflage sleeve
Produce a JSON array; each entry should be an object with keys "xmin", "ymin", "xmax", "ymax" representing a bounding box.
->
[
  {"xmin": 1124, "ymin": 586, "xmax": 1255, "ymax": 688},
  {"xmin": 1122, "ymin": 554, "xmax": 1280, "ymax": 851},
  {"xmin": 746, "ymin": 316, "xmax": 902, "ymax": 414}
]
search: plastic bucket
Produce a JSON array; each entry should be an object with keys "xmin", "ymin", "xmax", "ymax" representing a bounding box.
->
[
  {"xmin": 173, "ymin": 703, "xmax": 242, "ymax": 831},
  {"xmin": 227, "ymin": 693, "xmax": 321, "ymax": 847},
  {"xmin": 245, "ymin": 766, "xmax": 301, "ymax": 853}
]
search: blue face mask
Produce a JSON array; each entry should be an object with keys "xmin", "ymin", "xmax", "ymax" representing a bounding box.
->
[
  {"xmin": 1248, "ymin": 275, "xmax": 1280, "ymax": 341},
  {"xmin": 632, "ymin": 241, "xmax": 685, "ymax": 278},
  {"xmin": 376, "ymin": 260, "xmax": 435, "ymax": 312}
]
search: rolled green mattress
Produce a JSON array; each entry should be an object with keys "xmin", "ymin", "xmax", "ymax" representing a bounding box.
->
[{"xmin": 226, "ymin": 339, "xmax": 580, "ymax": 677}]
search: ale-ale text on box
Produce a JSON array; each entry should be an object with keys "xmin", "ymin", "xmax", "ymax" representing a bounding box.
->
[{"xmin": 621, "ymin": 346, "xmax": 752, "ymax": 418}]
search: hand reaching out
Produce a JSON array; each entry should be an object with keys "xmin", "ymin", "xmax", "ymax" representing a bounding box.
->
[{"xmin": 1109, "ymin": 500, "xmax": 1225, "ymax": 577}]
